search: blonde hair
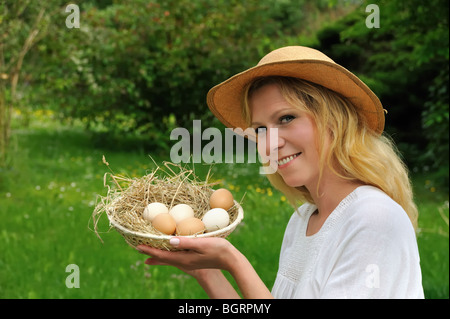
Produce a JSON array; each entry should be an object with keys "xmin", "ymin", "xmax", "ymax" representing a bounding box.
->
[{"xmin": 242, "ymin": 76, "xmax": 418, "ymax": 230}]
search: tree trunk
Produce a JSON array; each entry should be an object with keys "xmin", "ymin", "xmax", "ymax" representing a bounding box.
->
[
  {"xmin": 0, "ymin": 83, "xmax": 10, "ymax": 167},
  {"xmin": 0, "ymin": 43, "xmax": 9, "ymax": 167},
  {"xmin": 0, "ymin": 7, "xmax": 46, "ymax": 167}
]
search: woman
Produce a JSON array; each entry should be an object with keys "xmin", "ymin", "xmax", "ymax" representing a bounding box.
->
[{"xmin": 137, "ymin": 46, "xmax": 424, "ymax": 298}]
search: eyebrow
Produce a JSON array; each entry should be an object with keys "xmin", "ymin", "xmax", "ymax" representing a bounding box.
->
[{"xmin": 251, "ymin": 107, "xmax": 294, "ymax": 127}]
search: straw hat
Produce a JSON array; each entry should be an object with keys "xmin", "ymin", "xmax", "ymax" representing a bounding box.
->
[{"xmin": 207, "ymin": 46, "xmax": 385, "ymax": 135}]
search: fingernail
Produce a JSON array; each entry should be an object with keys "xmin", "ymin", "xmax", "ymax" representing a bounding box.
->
[{"xmin": 169, "ymin": 237, "xmax": 180, "ymax": 246}]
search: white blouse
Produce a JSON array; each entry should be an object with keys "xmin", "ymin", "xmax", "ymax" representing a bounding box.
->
[{"xmin": 271, "ymin": 185, "xmax": 424, "ymax": 298}]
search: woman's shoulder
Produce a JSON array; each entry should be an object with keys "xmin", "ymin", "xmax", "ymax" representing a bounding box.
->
[
  {"xmin": 351, "ymin": 185, "xmax": 406, "ymax": 217},
  {"xmin": 342, "ymin": 185, "xmax": 415, "ymax": 237}
]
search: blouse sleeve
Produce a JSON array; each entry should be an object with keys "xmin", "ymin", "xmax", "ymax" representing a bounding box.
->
[{"xmin": 316, "ymin": 198, "xmax": 424, "ymax": 299}]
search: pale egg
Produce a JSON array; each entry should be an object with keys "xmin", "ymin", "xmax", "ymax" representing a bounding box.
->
[
  {"xmin": 143, "ymin": 202, "xmax": 168, "ymax": 222},
  {"xmin": 169, "ymin": 204, "xmax": 195, "ymax": 224},
  {"xmin": 202, "ymin": 208, "xmax": 230, "ymax": 232},
  {"xmin": 209, "ymin": 188, "xmax": 234, "ymax": 211},
  {"xmin": 176, "ymin": 217, "xmax": 205, "ymax": 236},
  {"xmin": 152, "ymin": 213, "xmax": 176, "ymax": 235}
]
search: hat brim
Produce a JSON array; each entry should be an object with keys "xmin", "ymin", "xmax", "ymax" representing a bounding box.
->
[{"xmin": 207, "ymin": 59, "xmax": 384, "ymax": 136}]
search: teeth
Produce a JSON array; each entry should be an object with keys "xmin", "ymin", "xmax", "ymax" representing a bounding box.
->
[{"xmin": 278, "ymin": 153, "xmax": 300, "ymax": 166}]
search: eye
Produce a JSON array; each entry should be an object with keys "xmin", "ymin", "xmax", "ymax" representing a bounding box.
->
[{"xmin": 280, "ymin": 114, "xmax": 295, "ymax": 124}]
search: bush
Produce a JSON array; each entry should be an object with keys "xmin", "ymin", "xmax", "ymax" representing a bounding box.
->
[
  {"xmin": 22, "ymin": 0, "xmax": 354, "ymax": 150},
  {"xmin": 26, "ymin": 0, "xmax": 285, "ymax": 147},
  {"xmin": 314, "ymin": 0, "xmax": 449, "ymax": 186}
]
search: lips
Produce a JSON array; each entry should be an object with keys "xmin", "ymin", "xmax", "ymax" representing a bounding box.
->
[{"xmin": 277, "ymin": 152, "xmax": 302, "ymax": 166}]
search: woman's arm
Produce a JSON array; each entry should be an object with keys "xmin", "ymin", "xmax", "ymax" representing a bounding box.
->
[
  {"xmin": 192, "ymin": 269, "xmax": 241, "ymax": 299},
  {"xmin": 137, "ymin": 237, "xmax": 273, "ymax": 299},
  {"xmin": 226, "ymin": 247, "xmax": 273, "ymax": 299}
]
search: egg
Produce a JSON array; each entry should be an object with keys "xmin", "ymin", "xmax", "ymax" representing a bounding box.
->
[
  {"xmin": 209, "ymin": 188, "xmax": 234, "ymax": 211},
  {"xmin": 151, "ymin": 213, "xmax": 176, "ymax": 235},
  {"xmin": 143, "ymin": 202, "xmax": 168, "ymax": 222},
  {"xmin": 176, "ymin": 217, "xmax": 205, "ymax": 236},
  {"xmin": 202, "ymin": 208, "xmax": 230, "ymax": 232},
  {"xmin": 169, "ymin": 204, "xmax": 195, "ymax": 224}
]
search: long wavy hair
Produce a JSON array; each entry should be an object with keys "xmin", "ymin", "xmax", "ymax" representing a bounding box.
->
[{"xmin": 242, "ymin": 76, "xmax": 418, "ymax": 230}]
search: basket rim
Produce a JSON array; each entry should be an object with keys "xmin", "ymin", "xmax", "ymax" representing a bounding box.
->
[{"xmin": 107, "ymin": 200, "xmax": 244, "ymax": 240}]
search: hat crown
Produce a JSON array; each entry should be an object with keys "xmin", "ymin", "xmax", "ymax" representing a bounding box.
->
[{"xmin": 257, "ymin": 46, "xmax": 335, "ymax": 66}]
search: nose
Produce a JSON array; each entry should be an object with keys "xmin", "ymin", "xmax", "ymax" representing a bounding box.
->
[{"xmin": 257, "ymin": 128, "xmax": 284, "ymax": 158}]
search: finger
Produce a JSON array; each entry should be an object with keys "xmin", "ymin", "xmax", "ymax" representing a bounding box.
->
[
  {"xmin": 137, "ymin": 244, "xmax": 191, "ymax": 266},
  {"xmin": 136, "ymin": 245, "xmax": 172, "ymax": 257},
  {"xmin": 169, "ymin": 236, "xmax": 204, "ymax": 251},
  {"xmin": 172, "ymin": 236, "xmax": 229, "ymax": 254},
  {"xmin": 144, "ymin": 258, "xmax": 169, "ymax": 266}
]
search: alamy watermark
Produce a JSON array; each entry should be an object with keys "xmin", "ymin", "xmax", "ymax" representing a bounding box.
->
[
  {"xmin": 365, "ymin": 4, "xmax": 380, "ymax": 29},
  {"xmin": 365, "ymin": 263, "xmax": 380, "ymax": 289},
  {"xmin": 65, "ymin": 4, "xmax": 80, "ymax": 29},
  {"xmin": 65, "ymin": 264, "xmax": 80, "ymax": 288},
  {"xmin": 170, "ymin": 120, "xmax": 278, "ymax": 175},
  {"xmin": 65, "ymin": 3, "xmax": 380, "ymax": 30}
]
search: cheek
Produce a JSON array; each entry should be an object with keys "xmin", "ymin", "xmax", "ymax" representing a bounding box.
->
[{"xmin": 294, "ymin": 118, "xmax": 320, "ymax": 151}]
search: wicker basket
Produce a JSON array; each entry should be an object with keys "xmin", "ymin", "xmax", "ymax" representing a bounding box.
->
[
  {"xmin": 107, "ymin": 200, "xmax": 244, "ymax": 251},
  {"xmin": 92, "ymin": 161, "xmax": 245, "ymax": 251}
]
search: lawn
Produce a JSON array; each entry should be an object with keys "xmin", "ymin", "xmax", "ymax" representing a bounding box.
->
[{"xmin": 0, "ymin": 115, "xmax": 448, "ymax": 299}]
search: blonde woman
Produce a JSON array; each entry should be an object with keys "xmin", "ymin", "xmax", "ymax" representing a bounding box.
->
[{"xmin": 137, "ymin": 46, "xmax": 424, "ymax": 299}]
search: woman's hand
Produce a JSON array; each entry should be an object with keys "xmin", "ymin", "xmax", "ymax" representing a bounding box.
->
[
  {"xmin": 137, "ymin": 237, "xmax": 236, "ymax": 274},
  {"xmin": 137, "ymin": 237, "xmax": 242, "ymax": 298},
  {"xmin": 136, "ymin": 237, "xmax": 273, "ymax": 299}
]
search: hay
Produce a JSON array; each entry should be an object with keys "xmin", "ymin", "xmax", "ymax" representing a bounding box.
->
[{"xmin": 91, "ymin": 158, "xmax": 244, "ymax": 251}]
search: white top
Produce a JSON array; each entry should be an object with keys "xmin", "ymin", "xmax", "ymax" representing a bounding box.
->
[{"xmin": 271, "ymin": 185, "xmax": 424, "ymax": 299}]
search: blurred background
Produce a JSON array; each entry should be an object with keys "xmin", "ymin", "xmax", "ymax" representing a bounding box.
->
[{"xmin": 0, "ymin": 0, "xmax": 448, "ymax": 299}]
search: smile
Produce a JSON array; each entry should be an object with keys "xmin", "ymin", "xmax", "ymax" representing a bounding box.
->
[{"xmin": 277, "ymin": 153, "xmax": 301, "ymax": 166}]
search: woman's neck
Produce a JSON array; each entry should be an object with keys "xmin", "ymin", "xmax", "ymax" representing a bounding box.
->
[
  {"xmin": 304, "ymin": 176, "xmax": 364, "ymax": 236},
  {"xmin": 307, "ymin": 171, "xmax": 365, "ymax": 218}
]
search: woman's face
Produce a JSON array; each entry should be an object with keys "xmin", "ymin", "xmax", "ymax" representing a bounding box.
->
[{"xmin": 249, "ymin": 84, "xmax": 325, "ymax": 189}]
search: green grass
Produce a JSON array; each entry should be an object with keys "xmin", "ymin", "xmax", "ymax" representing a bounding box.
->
[{"xmin": 0, "ymin": 117, "xmax": 448, "ymax": 299}]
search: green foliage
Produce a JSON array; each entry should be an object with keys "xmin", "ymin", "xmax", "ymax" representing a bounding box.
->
[
  {"xmin": 0, "ymin": 0, "xmax": 68, "ymax": 166},
  {"xmin": 21, "ymin": 0, "xmax": 352, "ymax": 149},
  {"xmin": 28, "ymin": 0, "xmax": 280, "ymax": 145},
  {"xmin": 313, "ymin": 0, "xmax": 449, "ymax": 187},
  {"xmin": 422, "ymin": 66, "xmax": 449, "ymax": 186}
]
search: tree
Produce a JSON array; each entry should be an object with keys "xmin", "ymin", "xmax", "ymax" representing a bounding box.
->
[
  {"xmin": 0, "ymin": 0, "xmax": 61, "ymax": 166},
  {"xmin": 25, "ymin": 0, "xmax": 352, "ymax": 151}
]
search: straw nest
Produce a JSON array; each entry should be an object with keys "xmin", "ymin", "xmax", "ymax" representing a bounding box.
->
[{"xmin": 91, "ymin": 158, "xmax": 244, "ymax": 251}]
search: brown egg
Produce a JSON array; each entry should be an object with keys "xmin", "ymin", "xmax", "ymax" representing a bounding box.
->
[
  {"xmin": 152, "ymin": 213, "xmax": 176, "ymax": 235},
  {"xmin": 176, "ymin": 217, "xmax": 205, "ymax": 236},
  {"xmin": 209, "ymin": 188, "xmax": 234, "ymax": 211}
]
